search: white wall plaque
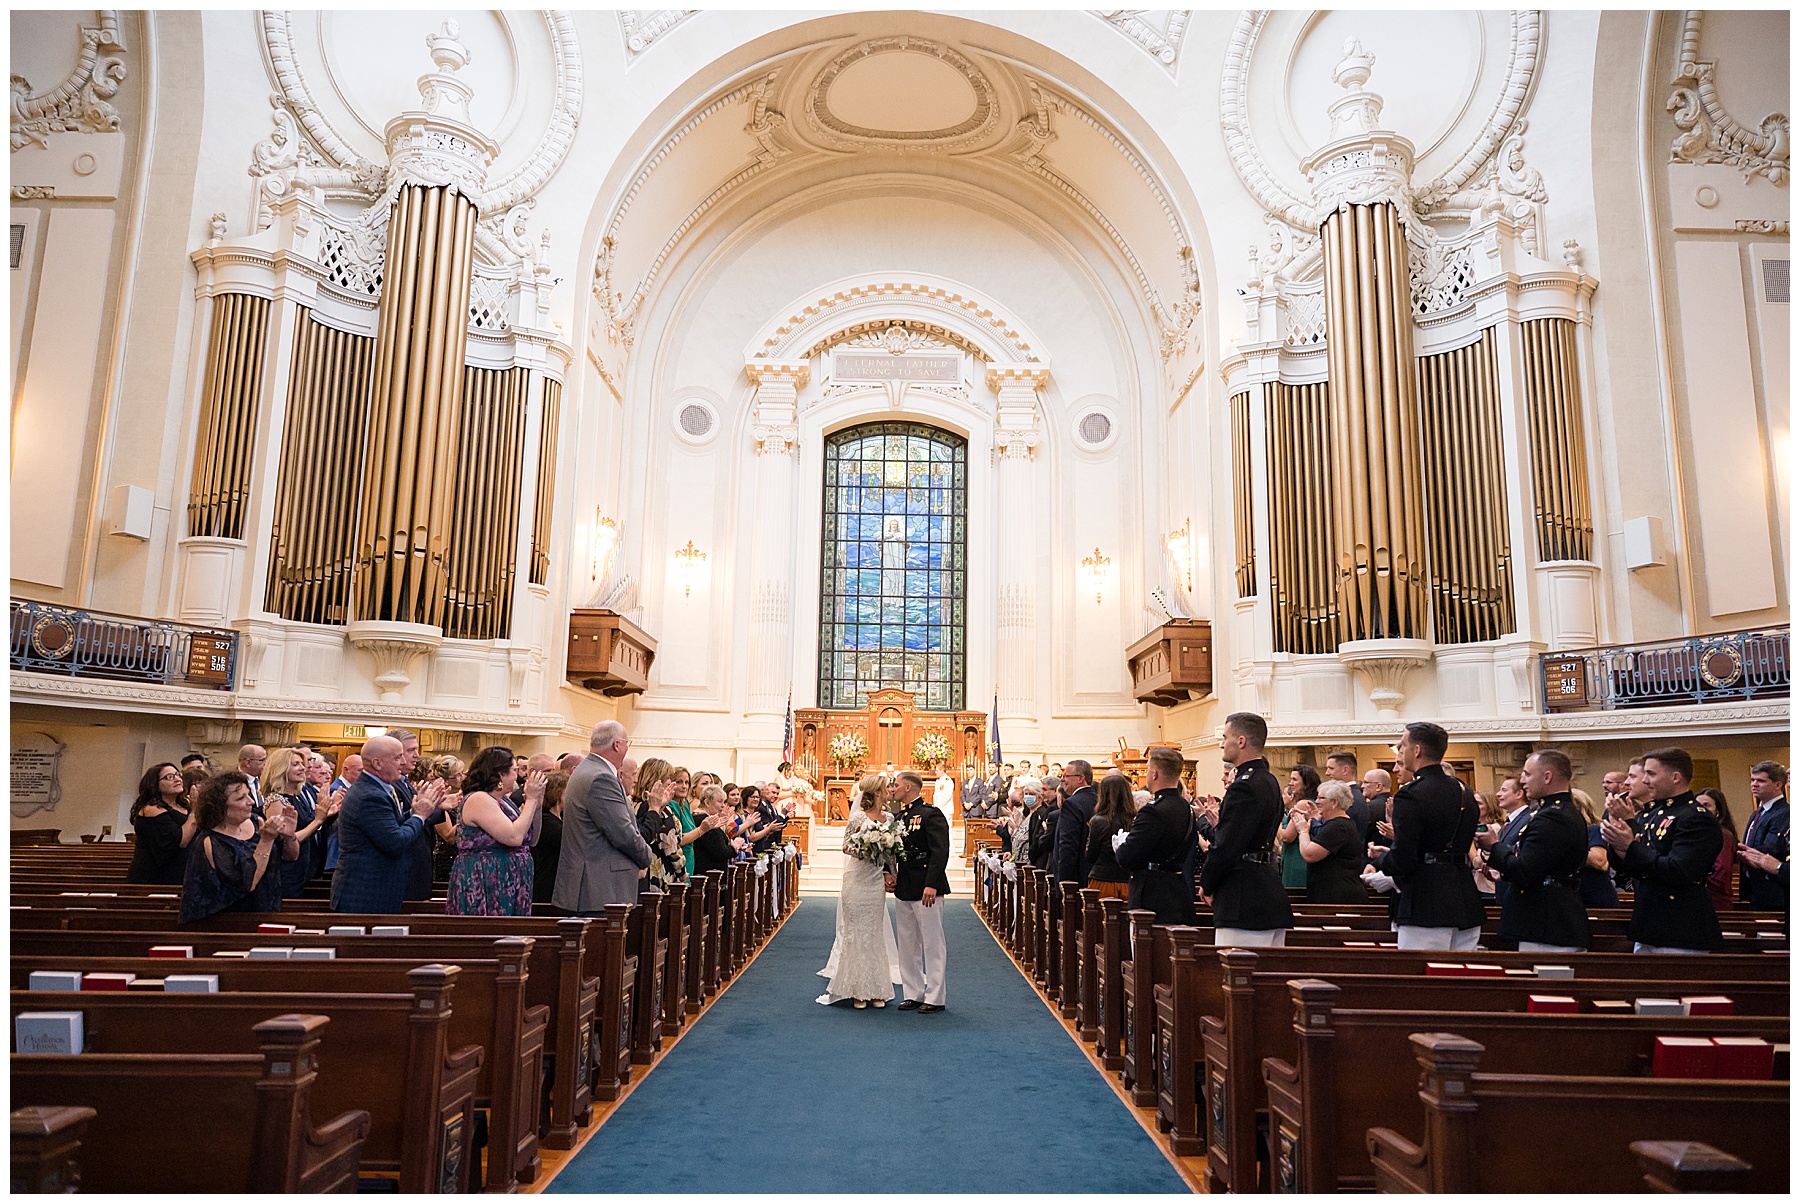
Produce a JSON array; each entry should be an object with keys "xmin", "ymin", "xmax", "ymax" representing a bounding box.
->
[
  {"xmin": 11, "ymin": 731, "xmax": 68, "ymax": 816},
  {"xmin": 832, "ymin": 352, "xmax": 960, "ymax": 382}
]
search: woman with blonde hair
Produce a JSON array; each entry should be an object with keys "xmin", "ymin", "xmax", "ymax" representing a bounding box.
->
[
  {"xmin": 423, "ymin": 754, "xmax": 466, "ymax": 885},
  {"xmin": 817, "ymin": 772, "xmax": 901, "ymax": 1009},
  {"xmin": 633, "ymin": 757, "xmax": 686, "ymax": 886},
  {"xmin": 260, "ymin": 747, "xmax": 330, "ymax": 898}
]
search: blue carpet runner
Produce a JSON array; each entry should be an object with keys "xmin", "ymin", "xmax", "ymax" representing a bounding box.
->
[{"xmin": 547, "ymin": 897, "xmax": 1190, "ymax": 1194}]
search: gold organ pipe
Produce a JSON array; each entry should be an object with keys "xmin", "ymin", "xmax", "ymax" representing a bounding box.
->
[
  {"xmin": 1518, "ymin": 318, "xmax": 1594, "ymax": 562},
  {"xmin": 531, "ymin": 379, "xmax": 561, "ymax": 585},
  {"xmin": 188, "ymin": 293, "xmax": 271, "ymax": 539}
]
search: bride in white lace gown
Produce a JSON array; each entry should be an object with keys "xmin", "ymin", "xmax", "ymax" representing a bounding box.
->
[{"xmin": 817, "ymin": 773, "xmax": 901, "ymax": 1008}]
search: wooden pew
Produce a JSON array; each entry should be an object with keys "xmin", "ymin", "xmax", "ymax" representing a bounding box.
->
[
  {"xmin": 11, "ymin": 1014, "xmax": 372, "ymax": 1192},
  {"xmin": 10, "ymin": 947, "xmax": 547, "ymax": 1192},
  {"xmin": 662, "ymin": 881, "xmax": 689, "ymax": 1037},
  {"xmin": 629, "ymin": 891, "xmax": 668, "ymax": 1064},
  {"xmin": 1095, "ymin": 897, "xmax": 1128, "ymax": 1071},
  {"xmin": 1365, "ymin": 1032, "xmax": 1787, "ymax": 1193},
  {"xmin": 1631, "ymin": 1140, "xmax": 1757, "ymax": 1193},
  {"xmin": 1198, "ymin": 948, "xmax": 1791, "ymax": 1194},
  {"xmin": 1263, "ymin": 978, "xmax": 1791, "ymax": 1192},
  {"xmin": 1058, "ymin": 881, "xmax": 1081, "ymax": 1019},
  {"xmin": 1076, "ymin": 888, "xmax": 1100, "ymax": 1040},
  {"xmin": 1120, "ymin": 910, "xmax": 1169, "ymax": 1107},
  {"xmin": 10, "ymin": 1105, "xmax": 94, "ymax": 1194},
  {"xmin": 10, "ymin": 922, "xmax": 602, "ymax": 1153},
  {"xmin": 11, "ymin": 967, "xmax": 480, "ymax": 1192}
]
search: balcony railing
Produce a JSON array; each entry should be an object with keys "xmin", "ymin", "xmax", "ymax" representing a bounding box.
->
[
  {"xmin": 1541, "ymin": 626, "xmax": 1788, "ymax": 712},
  {"xmin": 10, "ymin": 601, "xmax": 238, "ymax": 691}
]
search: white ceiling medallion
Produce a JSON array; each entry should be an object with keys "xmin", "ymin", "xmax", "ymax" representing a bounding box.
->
[
  {"xmin": 1091, "ymin": 11, "xmax": 1190, "ymax": 74},
  {"xmin": 805, "ymin": 37, "xmax": 998, "ymax": 152}
]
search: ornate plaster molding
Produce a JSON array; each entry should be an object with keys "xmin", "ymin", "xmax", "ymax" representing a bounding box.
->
[
  {"xmin": 255, "ymin": 11, "xmax": 584, "ymax": 221},
  {"xmin": 1091, "ymin": 10, "xmax": 1189, "ymax": 73},
  {"xmin": 1735, "ymin": 219, "xmax": 1789, "ymax": 235},
  {"xmin": 10, "ymin": 10, "xmax": 127, "ymax": 151},
  {"xmin": 753, "ymin": 423, "xmax": 800, "ymax": 457},
  {"xmin": 1668, "ymin": 11, "xmax": 1789, "ymax": 185},
  {"xmin": 618, "ymin": 11, "xmax": 697, "ymax": 60},
  {"xmin": 1222, "ymin": 10, "xmax": 1544, "ymax": 231},
  {"xmin": 805, "ymin": 37, "xmax": 998, "ymax": 152},
  {"xmin": 747, "ymin": 272, "xmax": 1046, "ymax": 365}
]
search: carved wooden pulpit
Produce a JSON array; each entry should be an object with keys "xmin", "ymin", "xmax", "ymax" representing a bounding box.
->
[{"xmin": 794, "ymin": 689, "xmax": 987, "ymax": 821}]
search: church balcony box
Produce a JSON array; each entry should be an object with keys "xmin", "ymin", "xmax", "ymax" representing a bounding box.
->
[
  {"xmin": 1263, "ymin": 978, "xmax": 1791, "ymax": 1193},
  {"xmin": 1194, "ymin": 948, "xmax": 1791, "ymax": 1194},
  {"xmin": 10, "ymin": 920, "xmax": 600, "ymax": 1157},
  {"xmin": 11, "ymin": 967, "xmax": 480, "ymax": 1192},
  {"xmin": 1125, "ymin": 619, "xmax": 1213, "ymax": 707},
  {"xmin": 11, "ymin": 1016, "xmax": 371, "ymax": 1193},
  {"xmin": 9, "ymin": 599, "xmax": 238, "ymax": 690},
  {"xmin": 564, "ymin": 609, "xmax": 657, "ymax": 696},
  {"xmin": 10, "ymin": 944, "xmax": 549, "ymax": 1192},
  {"xmin": 1541, "ymin": 624, "xmax": 1788, "ymax": 712},
  {"xmin": 1365, "ymin": 1033, "xmax": 1787, "ymax": 1194}
]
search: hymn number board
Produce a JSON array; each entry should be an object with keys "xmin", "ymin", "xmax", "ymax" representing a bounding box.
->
[
  {"xmin": 1540, "ymin": 654, "xmax": 1590, "ymax": 710},
  {"xmin": 185, "ymin": 633, "xmax": 235, "ymax": 687}
]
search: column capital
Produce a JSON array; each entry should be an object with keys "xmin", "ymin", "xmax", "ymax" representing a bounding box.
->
[
  {"xmin": 744, "ymin": 360, "xmax": 811, "ymax": 390},
  {"xmin": 985, "ymin": 363, "xmax": 1050, "ymax": 393},
  {"xmin": 753, "ymin": 423, "xmax": 799, "ymax": 458},
  {"xmin": 996, "ymin": 429, "xmax": 1041, "ymax": 462}
]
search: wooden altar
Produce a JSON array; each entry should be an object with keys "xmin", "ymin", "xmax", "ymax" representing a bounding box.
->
[{"xmin": 793, "ymin": 689, "xmax": 987, "ymax": 820}]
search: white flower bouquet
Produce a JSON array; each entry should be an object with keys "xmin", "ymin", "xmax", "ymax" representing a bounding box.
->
[
  {"xmin": 828, "ymin": 731, "xmax": 869, "ymax": 769},
  {"xmin": 843, "ymin": 816, "xmax": 906, "ymax": 870}
]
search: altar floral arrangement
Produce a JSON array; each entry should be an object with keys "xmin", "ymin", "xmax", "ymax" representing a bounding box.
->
[
  {"xmin": 844, "ymin": 816, "xmax": 906, "ymax": 870},
  {"xmin": 828, "ymin": 731, "xmax": 869, "ymax": 768},
  {"xmin": 911, "ymin": 731, "xmax": 953, "ymax": 768}
]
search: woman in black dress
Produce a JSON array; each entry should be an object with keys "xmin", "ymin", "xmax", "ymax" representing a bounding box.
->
[
  {"xmin": 690, "ymin": 784, "xmax": 738, "ymax": 877},
  {"xmin": 1084, "ymin": 774, "xmax": 1137, "ymax": 900},
  {"xmin": 179, "ymin": 771, "xmax": 294, "ymax": 923},
  {"xmin": 1293, "ymin": 780, "xmax": 1368, "ymax": 903},
  {"xmin": 127, "ymin": 762, "xmax": 198, "ymax": 885}
]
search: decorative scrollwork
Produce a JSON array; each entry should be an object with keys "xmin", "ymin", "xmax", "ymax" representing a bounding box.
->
[
  {"xmin": 1668, "ymin": 11, "xmax": 1789, "ymax": 185},
  {"xmin": 10, "ymin": 11, "xmax": 127, "ymax": 151}
]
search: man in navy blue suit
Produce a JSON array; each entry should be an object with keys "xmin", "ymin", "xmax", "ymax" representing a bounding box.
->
[{"xmin": 331, "ymin": 734, "xmax": 439, "ymax": 914}]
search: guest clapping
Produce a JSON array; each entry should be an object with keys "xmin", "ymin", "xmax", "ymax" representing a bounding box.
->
[
  {"xmin": 447, "ymin": 746, "xmax": 541, "ymax": 917},
  {"xmin": 1292, "ymin": 781, "xmax": 1368, "ymax": 903},
  {"xmin": 127, "ymin": 763, "xmax": 199, "ymax": 885},
  {"xmin": 180, "ymin": 772, "xmax": 293, "ymax": 923}
]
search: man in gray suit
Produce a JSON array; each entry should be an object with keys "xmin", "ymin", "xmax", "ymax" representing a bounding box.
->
[{"xmin": 553, "ymin": 720, "xmax": 653, "ymax": 912}]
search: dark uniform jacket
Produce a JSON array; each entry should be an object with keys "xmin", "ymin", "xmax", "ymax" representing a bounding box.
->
[
  {"xmin": 1375, "ymin": 762, "xmax": 1487, "ymax": 930},
  {"xmin": 1054, "ymin": 784, "xmax": 1098, "ymax": 884},
  {"xmin": 1486, "ymin": 793, "xmax": 1591, "ymax": 948},
  {"xmin": 894, "ymin": 799, "xmax": 951, "ymax": 901},
  {"xmin": 1612, "ymin": 792, "xmax": 1724, "ymax": 951},
  {"xmin": 1742, "ymin": 796, "xmax": 1790, "ymax": 910},
  {"xmin": 1198, "ymin": 759, "xmax": 1294, "ymax": 931},
  {"xmin": 1116, "ymin": 787, "xmax": 1197, "ymax": 925}
]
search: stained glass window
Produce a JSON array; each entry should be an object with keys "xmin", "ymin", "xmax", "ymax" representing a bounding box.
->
[{"xmin": 818, "ymin": 422, "xmax": 967, "ymax": 710}]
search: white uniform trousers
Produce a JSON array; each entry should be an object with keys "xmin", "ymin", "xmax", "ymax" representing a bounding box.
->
[
  {"xmin": 894, "ymin": 898, "xmax": 948, "ymax": 1006},
  {"xmin": 1213, "ymin": 927, "xmax": 1287, "ymax": 948},
  {"xmin": 1395, "ymin": 924, "xmax": 1482, "ymax": 951}
]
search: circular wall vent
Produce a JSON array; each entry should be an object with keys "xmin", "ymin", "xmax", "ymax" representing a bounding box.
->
[
  {"xmin": 678, "ymin": 404, "xmax": 714, "ymax": 437},
  {"xmin": 1078, "ymin": 412, "xmax": 1113, "ymax": 444}
]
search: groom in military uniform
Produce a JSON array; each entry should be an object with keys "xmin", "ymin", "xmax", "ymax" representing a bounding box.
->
[{"xmin": 886, "ymin": 770, "xmax": 951, "ymax": 1012}]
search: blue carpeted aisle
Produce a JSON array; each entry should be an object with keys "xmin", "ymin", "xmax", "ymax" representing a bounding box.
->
[{"xmin": 547, "ymin": 897, "xmax": 1190, "ymax": 1194}]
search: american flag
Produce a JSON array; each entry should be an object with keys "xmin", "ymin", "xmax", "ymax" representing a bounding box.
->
[{"xmin": 782, "ymin": 687, "xmax": 794, "ymax": 764}]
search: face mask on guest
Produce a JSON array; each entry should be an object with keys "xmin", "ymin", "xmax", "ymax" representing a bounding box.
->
[{"xmin": 1022, "ymin": 794, "xmax": 1037, "ymax": 808}]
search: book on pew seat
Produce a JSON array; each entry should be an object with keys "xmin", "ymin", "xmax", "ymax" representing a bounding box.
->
[
  {"xmin": 81, "ymin": 973, "xmax": 135, "ymax": 991},
  {"xmin": 1591, "ymin": 1000, "xmax": 1631, "ymax": 1014},
  {"xmin": 246, "ymin": 947, "xmax": 293, "ymax": 960},
  {"xmin": 1528, "ymin": 995, "xmax": 1578, "ymax": 1014},
  {"xmin": 1345, "ymin": 940, "xmax": 1377, "ymax": 947},
  {"xmin": 1426, "ymin": 962, "xmax": 1464, "ymax": 976},
  {"xmin": 256, "ymin": 923, "xmax": 296, "ymax": 934},
  {"xmin": 58, "ymin": 892, "xmax": 89, "ymax": 897},
  {"xmin": 291, "ymin": 928, "xmax": 324, "ymax": 935},
  {"xmin": 1322, "ymin": 925, "xmax": 1351, "ymax": 931},
  {"xmin": 1461, "ymin": 963, "xmax": 1504, "ymax": 977},
  {"xmin": 1653, "ymin": 1036, "xmax": 1719, "ymax": 1078},
  {"xmin": 289, "ymin": 947, "xmax": 335, "ymax": 960},
  {"xmin": 164, "ymin": 975, "xmax": 220, "ymax": 994},
  {"xmin": 327, "ymin": 926, "xmax": 366, "ymax": 936},
  {"xmin": 1533, "ymin": 964, "xmax": 1575, "ymax": 979},
  {"xmin": 1634, "ymin": 998, "xmax": 1686, "ymax": 1017},
  {"xmin": 372, "ymin": 925, "xmax": 410, "ymax": 937},
  {"xmin": 88, "ymin": 892, "xmax": 117, "ymax": 898},
  {"xmin": 212, "ymin": 951, "xmax": 250, "ymax": 959},
  {"xmin": 1711, "ymin": 1037, "xmax": 1775, "ymax": 1080},
  {"xmin": 15, "ymin": 1012, "xmax": 83, "ymax": 1054},
  {"xmin": 147, "ymin": 893, "xmax": 177, "ymax": 899},
  {"xmin": 148, "ymin": 945, "xmax": 193, "ymax": 959},
  {"xmin": 1504, "ymin": 968, "xmax": 1535, "ymax": 976},
  {"xmin": 127, "ymin": 978, "xmax": 165, "ymax": 992},
  {"xmin": 1682, "ymin": 995, "xmax": 1734, "ymax": 1016},
  {"xmin": 26, "ymin": 971, "xmax": 83, "ymax": 992}
]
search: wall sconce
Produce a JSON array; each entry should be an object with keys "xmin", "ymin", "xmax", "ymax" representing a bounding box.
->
[
  {"xmin": 592, "ymin": 512, "xmax": 620, "ymax": 580},
  {"xmin": 1165, "ymin": 519, "xmax": 1193, "ymax": 592},
  {"xmin": 674, "ymin": 539, "xmax": 707, "ymax": 598},
  {"xmin": 1082, "ymin": 547, "xmax": 1110, "ymax": 605}
]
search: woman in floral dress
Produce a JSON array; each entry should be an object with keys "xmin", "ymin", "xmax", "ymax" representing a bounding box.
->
[
  {"xmin": 634, "ymin": 758, "xmax": 688, "ymax": 887},
  {"xmin": 446, "ymin": 745, "xmax": 543, "ymax": 917}
]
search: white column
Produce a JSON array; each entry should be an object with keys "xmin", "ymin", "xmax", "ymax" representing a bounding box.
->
[
  {"xmin": 744, "ymin": 360, "xmax": 807, "ymax": 716},
  {"xmin": 988, "ymin": 365, "xmax": 1048, "ymax": 728}
]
